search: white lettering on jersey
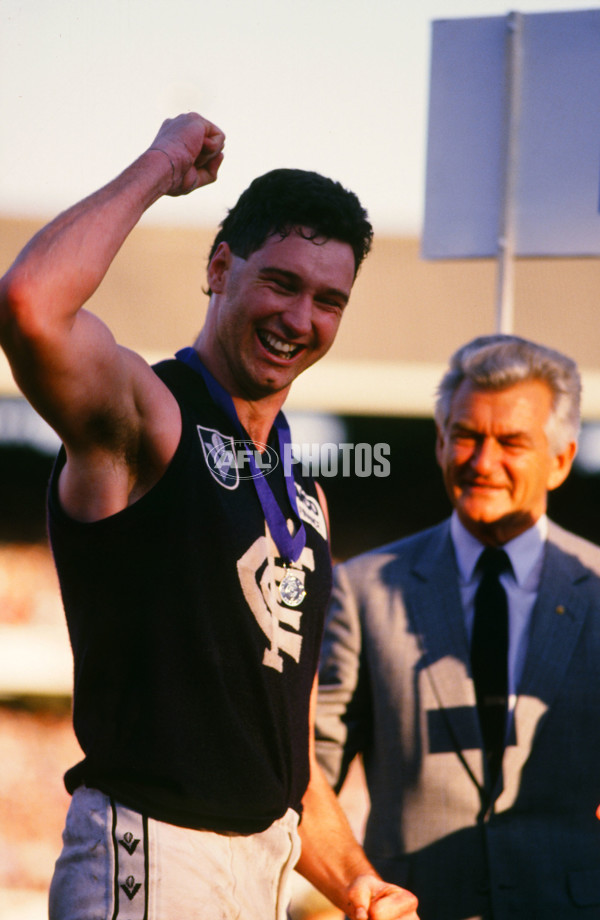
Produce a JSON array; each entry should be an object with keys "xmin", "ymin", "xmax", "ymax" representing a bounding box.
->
[
  {"xmin": 237, "ymin": 533, "xmax": 315, "ymax": 672},
  {"xmin": 294, "ymin": 482, "xmax": 327, "ymax": 540}
]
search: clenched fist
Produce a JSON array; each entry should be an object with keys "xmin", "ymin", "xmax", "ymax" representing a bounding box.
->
[{"xmin": 147, "ymin": 112, "xmax": 225, "ymax": 195}]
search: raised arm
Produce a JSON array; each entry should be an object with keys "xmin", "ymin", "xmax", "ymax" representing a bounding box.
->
[
  {"xmin": 296, "ymin": 678, "xmax": 419, "ymax": 920},
  {"xmin": 0, "ymin": 113, "xmax": 224, "ymax": 518}
]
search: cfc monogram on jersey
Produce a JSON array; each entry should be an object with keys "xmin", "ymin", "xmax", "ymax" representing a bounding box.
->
[{"xmin": 237, "ymin": 530, "xmax": 316, "ymax": 672}]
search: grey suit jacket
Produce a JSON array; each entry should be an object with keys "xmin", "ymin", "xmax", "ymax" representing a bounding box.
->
[{"xmin": 316, "ymin": 519, "xmax": 600, "ymax": 920}]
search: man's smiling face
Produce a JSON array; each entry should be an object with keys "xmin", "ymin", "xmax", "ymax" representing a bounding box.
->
[
  {"xmin": 205, "ymin": 229, "xmax": 355, "ymax": 401},
  {"xmin": 435, "ymin": 378, "xmax": 576, "ymax": 545}
]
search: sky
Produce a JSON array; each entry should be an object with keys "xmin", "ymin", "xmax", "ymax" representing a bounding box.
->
[{"xmin": 1, "ymin": 0, "xmax": 594, "ymax": 239}]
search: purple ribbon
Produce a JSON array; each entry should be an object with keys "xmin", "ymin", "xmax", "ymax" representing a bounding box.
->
[{"xmin": 176, "ymin": 347, "xmax": 306, "ymax": 563}]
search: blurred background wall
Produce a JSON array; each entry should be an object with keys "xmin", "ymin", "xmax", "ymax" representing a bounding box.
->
[{"xmin": 2, "ymin": 217, "xmax": 600, "ymax": 919}]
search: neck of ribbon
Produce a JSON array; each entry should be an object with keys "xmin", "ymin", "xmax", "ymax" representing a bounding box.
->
[{"xmin": 176, "ymin": 347, "xmax": 306, "ymax": 564}]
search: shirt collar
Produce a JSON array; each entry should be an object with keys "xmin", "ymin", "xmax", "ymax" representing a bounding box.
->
[{"xmin": 450, "ymin": 510, "xmax": 548, "ymax": 587}]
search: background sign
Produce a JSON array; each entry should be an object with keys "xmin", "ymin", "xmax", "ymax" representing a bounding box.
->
[{"xmin": 423, "ymin": 9, "xmax": 600, "ymax": 259}]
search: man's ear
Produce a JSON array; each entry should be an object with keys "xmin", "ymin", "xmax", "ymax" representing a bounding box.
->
[
  {"xmin": 547, "ymin": 440, "xmax": 577, "ymax": 492},
  {"xmin": 207, "ymin": 242, "xmax": 233, "ymax": 294},
  {"xmin": 434, "ymin": 424, "xmax": 446, "ymax": 469}
]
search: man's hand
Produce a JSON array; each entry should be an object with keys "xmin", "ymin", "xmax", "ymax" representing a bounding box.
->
[
  {"xmin": 147, "ymin": 112, "xmax": 225, "ymax": 196},
  {"xmin": 298, "ymin": 690, "xmax": 419, "ymax": 920},
  {"xmin": 345, "ymin": 874, "xmax": 419, "ymax": 920}
]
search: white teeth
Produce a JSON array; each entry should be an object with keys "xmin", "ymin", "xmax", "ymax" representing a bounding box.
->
[{"xmin": 262, "ymin": 332, "xmax": 297, "ymax": 355}]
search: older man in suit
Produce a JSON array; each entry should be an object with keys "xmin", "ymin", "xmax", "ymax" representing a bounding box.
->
[{"xmin": 316, "ymin": 334, "xmax": 600, "ymax": 919}]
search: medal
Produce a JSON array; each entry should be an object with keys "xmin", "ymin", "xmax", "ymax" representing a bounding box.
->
[
  {"xmin": 279, "ymin": 567, "xmax": 307, "ymax": 607},
  {"xmin": 176, "ymin": 349, "xmax": 310, "ymax": 606}
]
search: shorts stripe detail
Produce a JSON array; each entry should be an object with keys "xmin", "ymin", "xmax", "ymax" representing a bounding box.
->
[{"xmin": 110, "ymin": 798, "xmax": 149, "ymax": 920}]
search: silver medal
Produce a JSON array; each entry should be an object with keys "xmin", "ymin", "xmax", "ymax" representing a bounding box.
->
[{"xmin": 279, "ymin": 569, "xmax": 306, "ymax": 607}]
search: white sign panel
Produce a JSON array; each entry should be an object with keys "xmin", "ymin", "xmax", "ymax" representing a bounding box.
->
[{"xmin": 422, "ymin": 10, "xmax": 600, "ymax": 258}]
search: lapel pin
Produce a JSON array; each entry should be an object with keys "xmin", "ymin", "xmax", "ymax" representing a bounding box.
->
[{"xmin": 556, "ymin": 605, "xmax": 565, "ymax": 615}]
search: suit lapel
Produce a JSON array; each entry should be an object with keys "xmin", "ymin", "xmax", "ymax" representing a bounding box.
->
[
  {"xmin": 518, "ymin": 537, "xmax": 589, "ymax": 703},
  {"xmin": 406, "ymin": 522, "xmax": 486, "ymax": 789},
  {"xmin": 496, "ymin": 528, "xmax": 591, "ymax": 811}
]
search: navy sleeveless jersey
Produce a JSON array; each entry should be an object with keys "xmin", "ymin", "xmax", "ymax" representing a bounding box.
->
[{"xmin": 47, "ymin": 358, "xmax": 332, "ymax": 833}]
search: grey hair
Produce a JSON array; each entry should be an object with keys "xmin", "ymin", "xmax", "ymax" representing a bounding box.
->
[{"xmin": 435, "ymin": 334, "xmax": 581, "ymax": 454}]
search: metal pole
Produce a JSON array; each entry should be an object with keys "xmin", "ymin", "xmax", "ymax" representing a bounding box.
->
[{"xmin": 495, "ymin": 11, "xmax": 523, "ymax": 334}]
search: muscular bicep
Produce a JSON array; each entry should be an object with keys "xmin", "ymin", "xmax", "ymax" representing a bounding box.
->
[
  {"xmin": 0, "ymin": 143, "xmax": 186, "ymax": 460},
  {"xmin": 3, "ymin": 304, "xmax": 142, "ymax": 448},
  {"xmin": 2, "ymin": 300, "xmax": 180, "ymax": 520}
]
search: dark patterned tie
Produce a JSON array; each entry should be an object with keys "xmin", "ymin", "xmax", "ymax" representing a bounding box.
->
[{"xmin": 471, "ymin": 547, "xmax": 510, "ymax": 787}]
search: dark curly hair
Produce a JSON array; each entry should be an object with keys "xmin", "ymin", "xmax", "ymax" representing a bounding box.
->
[{"xmin": 208, "ymin": 168, "xmax": 373, "ymax": 277}]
